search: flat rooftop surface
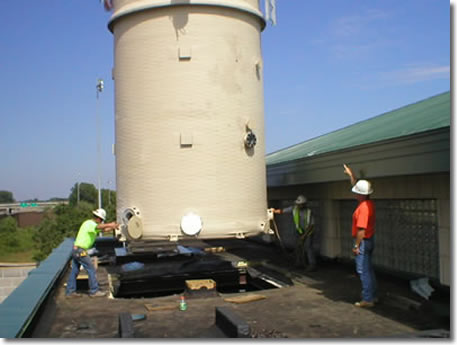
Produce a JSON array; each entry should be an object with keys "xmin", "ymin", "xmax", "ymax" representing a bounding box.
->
[{"xmin": 29, "ymin": 239, "xmax": 450, "ymax": 338}]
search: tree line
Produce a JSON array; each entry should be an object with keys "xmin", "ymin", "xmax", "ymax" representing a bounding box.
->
[{"xmin": 0, "ymin": 183, "xmax": 117, "ymax": 262}]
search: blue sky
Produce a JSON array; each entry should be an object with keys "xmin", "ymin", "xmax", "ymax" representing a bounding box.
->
[{"xmin": 0, "ymin": 1, "xmax": 451, "ymax": 201}]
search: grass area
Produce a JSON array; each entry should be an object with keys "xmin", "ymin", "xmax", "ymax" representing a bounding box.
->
[
  {"xmin": 0, "ymin": 227, "xmax": 38, "ymax": 263},
  {"xmin": 0, "ymin": 249, "xmax": 37, "ymax": 263}
]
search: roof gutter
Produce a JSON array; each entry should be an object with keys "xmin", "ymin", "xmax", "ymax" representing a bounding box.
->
[{"xmin": 266, "ymin": 128, "xmax": 450, "ymax": 187}]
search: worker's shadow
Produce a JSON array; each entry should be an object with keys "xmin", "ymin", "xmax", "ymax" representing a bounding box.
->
[
  {"xmin": 170, "ymin": 0, "xmax": 190, "ymax": 40},
  {"xmin": 304, "ymin": 259, "xmax": 449, "ymax": 331},
  {"xmin": 303, "ymin": 258, "xmax": 361, "ymax": 304}
]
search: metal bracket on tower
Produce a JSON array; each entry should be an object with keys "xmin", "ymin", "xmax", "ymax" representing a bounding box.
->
[{"xmin": 169, "ymin": 234, "xmax": 179, "ymax": 242}]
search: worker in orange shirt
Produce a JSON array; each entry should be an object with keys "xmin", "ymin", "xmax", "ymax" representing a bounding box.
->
[{"xmin": 343, "ymin": 164, "xmax": 377, "ymax": 308}]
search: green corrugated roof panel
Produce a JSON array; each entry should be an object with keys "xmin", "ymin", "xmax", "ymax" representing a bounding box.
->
[{"xmin": 266, "ymin": 91, "xmax": 450, "ymax": 166}]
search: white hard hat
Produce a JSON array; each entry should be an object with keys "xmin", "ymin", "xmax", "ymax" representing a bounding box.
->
[
  {"xmin": 295, "ymin": 195, "xmax": 307, "ymax": 205},
  {"xmin": 92, "ymin": 208, "xmax": 106, "ymax": 221},
  {"xmin": 352, "ymin": 180, "xmax": 373, "ymax": 195}
]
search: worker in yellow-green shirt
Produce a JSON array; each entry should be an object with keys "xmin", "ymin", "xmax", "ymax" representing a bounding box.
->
[{"xmin": 65, "ymin": 208, "xmax": 119, "ymax": 298}]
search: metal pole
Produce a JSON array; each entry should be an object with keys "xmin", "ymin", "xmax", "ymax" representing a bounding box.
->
[
  {"xmin": 107, "ymin": 180, "xmax": 111, "ymax": 205},
  {"xmin": 96, "ymin": 79, "xmax": 104, "ymax": 210},
  {"xmin": 77, "ymin": 176, "xmax": 80, "ymax": 205}
]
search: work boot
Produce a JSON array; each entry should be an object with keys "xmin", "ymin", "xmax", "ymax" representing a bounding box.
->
[
  {"xmin": 360, "ymin": 294, "xmax": 379, "ymax": 303},
  {"xmin": 354, "ymin": 301, "xmax": 375, "ymax": 308},
  {"xmin": 66, "ymin": 292, "xmax": 82, "ymax": 298},
  {"xmin": 89, "ymin": 290, "xmax": 108, "ymax": 298}
]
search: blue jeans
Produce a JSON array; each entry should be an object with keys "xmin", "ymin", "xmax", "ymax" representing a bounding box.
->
[
  {"xmin": 304, "ymin": 234, "xmax": 316, "ymax": 267},
  {"xmin": 294, "ymin": 232, "xmax": 317, "ymax": 267},
  {"xmin": 66, "ymin": 247, "xmax": 99, "ymax": 295},
  {"xmin": 355, "ymin": 237, "xmax": 377, "ymax": 302}
]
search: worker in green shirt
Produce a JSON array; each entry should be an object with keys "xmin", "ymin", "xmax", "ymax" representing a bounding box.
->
[
  {"xmin": 66, "ymin": 208, "xmax": 119, "ymax": 298},
  {"xmin": 271, "ymin": 195, "xmax": 317, "ymax": 272}
]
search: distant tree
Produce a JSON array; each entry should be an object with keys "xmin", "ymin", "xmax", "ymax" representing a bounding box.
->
[
  {"xmin": 23, "ymin": 198, "xmax": 40, "ymax": 203},
  {"xmin": 68, "ymin": 183, "xmax": 117, "ymax": 217},
  {"xmin": 32, "ymin": 217, "xmax": 59, "ymax": 261},
  {"xmin": 68, "ymin": 182, "xmax": 98, "ymax": 206},
  {"xmin": 33, "ymin": 201, "xmax": 95, "ymax": 261},
  {"xmin": 102, "ymin": 188, "xmax": 113, "ymax": 207},
  {"xmin": 48, "ymin": 197, "xmax": 67, "ymax": 202},
  {"xmin": 32, "ymin": 184, "xmax": 119, "ymax": 261},
  {"xmin": 101, "ymin": 189, "xmax": 117, "ymax": 221},
  {"xmin": 0, "ymin": 191, "xmax": 15, "ymax": 203},
  {"xmin": 55, "ymin": 201, "xmax": 95, "ymax": 236},
  {"xmin": 0, "ymin": 216, "xmax": 19, "ymax": 247}
]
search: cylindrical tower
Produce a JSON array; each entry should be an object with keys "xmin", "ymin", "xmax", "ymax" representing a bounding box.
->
[{"xmin": 109, "ymin": 0, "xmax": 269, "ymax": 243}]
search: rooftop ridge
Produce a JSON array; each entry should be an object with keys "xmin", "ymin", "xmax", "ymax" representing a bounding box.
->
[{"xmin": 266, "ymin": 91, "xmax": 450, "ymax": 165}]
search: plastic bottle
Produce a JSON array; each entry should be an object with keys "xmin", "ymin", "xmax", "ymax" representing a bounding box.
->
[{"xmin": 179, "ymin": 295, "xmax": 187, "ymax": 311}]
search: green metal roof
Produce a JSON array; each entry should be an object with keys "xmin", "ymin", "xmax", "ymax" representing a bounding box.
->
[{"xmin": 266, "ymin": 91, "xmax": 450, "ymax": 166}]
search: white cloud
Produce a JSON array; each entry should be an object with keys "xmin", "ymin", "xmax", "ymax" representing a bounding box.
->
[
  {"xmin": 380, "ymin": 65, "xmax": 450, "ymax": 84},
  {"xmin": 327, "ymin": 9, "xmax": 393, "ymax": 59},
  {"xmin": 332, "ymin": 9, "xmax": 390, "ymax": 38},
  {"xmin": 350, "ymin": 64, "xmax": 450, "ymax": 91},
  {"xmin": 331, "ymin": 41, "xmax": 386, "ymax": 59}
]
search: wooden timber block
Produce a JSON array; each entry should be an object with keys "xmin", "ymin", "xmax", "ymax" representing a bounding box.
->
[
  {"xmin": 76, "ymin": 272, "xmax": 89, "ymax": 290},
  {"xmin": 223, "ymin": 294, "xmax": 266, "ymax": 304},
  {"xmin": 144, "ymin": 304, "xmax": 177, "ymax": 312},
  {"xmin": 185, "ymin": 279, "xmax": 218, "ymax": 298},
  {"xmin": 204, "ymin": 247, "xmax": 225, "ymax": 253},
  {"xmin": 185, "ymin": 279, "xmax": 216, "ymax": 291}
]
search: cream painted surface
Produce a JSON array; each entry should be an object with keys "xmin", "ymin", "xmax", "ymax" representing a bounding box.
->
[
  {"xmin": 111, "ymin": 1, "xmax": 268, "ymax": 241},
  {"xmin": 319, "ymin": 200, "xmax": 341, "ymax": 258}
]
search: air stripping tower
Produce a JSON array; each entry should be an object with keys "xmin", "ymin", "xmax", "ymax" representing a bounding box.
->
[{"xmin": 107, "ymin": 0, "xmax": 275, "ymax": 245}]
